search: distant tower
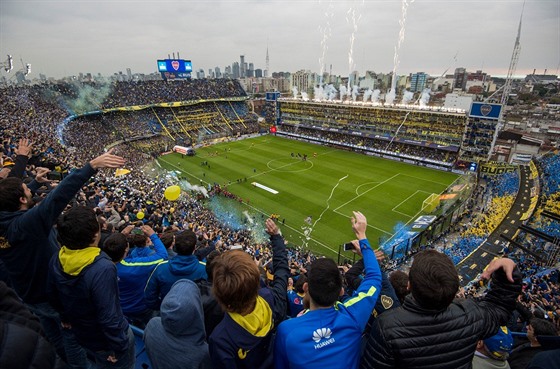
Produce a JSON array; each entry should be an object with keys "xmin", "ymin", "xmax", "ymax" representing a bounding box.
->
[
  {"xmin": 265, "ymin": 44, "xmax": 270, "ymax": 78},
  {"xmin": 501, "ymin": 2, "xmax": 524, "ymax": 106},
  {"xmin": 240, "ymin": 55, "xmax": 245, "ymax": 78}
]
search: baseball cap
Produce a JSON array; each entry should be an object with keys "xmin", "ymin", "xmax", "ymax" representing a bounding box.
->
[{"xmin": 484, "ymin": 326, "xmax": 513, "ymax": 360}]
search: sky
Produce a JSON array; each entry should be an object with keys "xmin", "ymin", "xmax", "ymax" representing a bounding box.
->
[{"xmin": 0, "ymin": 0, "xmax": 559, "ymax": 79}]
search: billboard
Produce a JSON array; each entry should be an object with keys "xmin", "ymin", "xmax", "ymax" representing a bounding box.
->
[
  {"xmin": 157, "ymin": 59, "xmax": 192, "ymax": 80},
  {"xmin": 469, "ymin": 102, "xmax": 502, "ymax": 120}
]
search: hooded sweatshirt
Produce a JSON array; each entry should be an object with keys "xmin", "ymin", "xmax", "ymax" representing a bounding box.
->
[
  {"xmin": 144, "ymin": 254, "xmax": 207, "ymax": 310},
  {"xmin": 0, "ymin": 163, "xmax": 97, "ymax": 304},
  {"xmin": 144, "ymin": 279, "xmax": 212, "ymax": 369},
  {"xmin": 48, "ymin": 247, "xmax": 130, "ymax": 354}
]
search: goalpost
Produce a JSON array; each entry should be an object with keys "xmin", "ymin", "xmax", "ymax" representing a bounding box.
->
[{"xmin": 422, "ymin": 193, "xmax": 441, "ymax": 213}]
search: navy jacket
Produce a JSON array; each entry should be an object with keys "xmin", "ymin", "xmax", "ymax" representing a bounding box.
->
[
  {"xmin": 144, "ymin": 254, "xmax": 207, "ymax": 310},
  {"xmin": 48, "ymin": 250, "xmax": 130, "ymax": 354},
  {"xmin": 208, "ymin": 234, "xmax": 289, "ymax": 369},
  {"xmin": 0, "ymin": 163, "xmax": 97, "ymax": 304}
]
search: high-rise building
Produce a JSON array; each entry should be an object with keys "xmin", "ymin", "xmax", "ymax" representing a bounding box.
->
[
  {"xmin": 126, "ymin": 68, "xmax": 132, "ymax": 81},
  {"xmin": 215, "ymin": 67, "xmax": 222, "ymax": 78},
  {"xmin": 410, "ymin": 72, "xmax": 427, "ymax": 92},
  {"xmin": 290, "ymin": 70, "xmax": 316, "ymax": 95},
  {"xmin": 453, "ymin": 67, "xmax": 467, "ymax": 91},
  {"xmin": 196, "ymin": 69, "xmax": 205, "ymax": 79},
  {"xmin": 224, "ymin": 65, "xmax": 232, "ymax": 78},
  {"xmin": 255, "ymin": 69, "xmax": 263, "ymax": 78},
  {"xmin": 232, "ymin": 62, "xmax": 240, "ymax": 79},
  {"xmin": 240, "ymin": 55, "xmax": 245, "ymax": 78}
]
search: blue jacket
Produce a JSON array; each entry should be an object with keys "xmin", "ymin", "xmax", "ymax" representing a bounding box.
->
[
  {"xmin": 48, "ymin": 248, "xmax": 130, "ymax": 354},
  {"xmin": 0, "ymin": 163, "xmax": 97, "ymax": 304},
  {"xmin": 117, "ymin": 234, "xmax": 168, "ymax": 314},
  {"xmin": 274, "ymin": 238, "xmax": 382, "ymax": 369},
  {"xmin": 144, "ymin": 254, "xmax": 207, "ymax": 310},
  {"xmin": 208, "ymin": 234, "xmax": 289, "ymax": 369}
]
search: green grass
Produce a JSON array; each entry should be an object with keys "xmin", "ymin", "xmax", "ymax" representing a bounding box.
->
[{"xmin": 158, "ymin": 135, "xmax": 460, "ymax": 258}]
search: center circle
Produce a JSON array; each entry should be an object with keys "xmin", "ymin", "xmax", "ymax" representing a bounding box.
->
[{"xmin": 267, "ymin": 158, "xmax": 314, "ymax": 173}]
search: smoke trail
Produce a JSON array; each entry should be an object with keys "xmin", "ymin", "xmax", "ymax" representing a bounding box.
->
[
  {"xmin": 346, "ymin": 4, "xmax": 362, "ymax": 94},
  {"xmin": 402, "ymin": 90, "xmax": 414, "ymax": 104},
  {"xmin": 292, "ymin": 86, "xmax": 298, "ymax": 99},
  {"xmin": 419, "ymin": 88, "xmax": 431, "ymax": 106},
  {"xmin": 363, "ymin": 89, "xmax": 373, "ymax": 102},
  {"xmin": 352, "ymin": 85, "xmax": 359, "ymax": 102},
  {"xmin": 178, "ymin": 179, "xmax": 209, "ymax": 197},
  {"xmin": 339, "ymin": 85, "xmax": 348, "ymax": 101},
  {"xmin": 325, "ymin": 84, "xmax": 338, "ymax": 100},
  {"xmin": 301, "ymin": 174, "xmax": 349, "ymax": 248},
  {"xmin": 387, "ymin": 0, "xmax": 415, "ymax": 105},
  {"xmin": 371, "ymin": 89, "xmax": 381, "ymax": 103},
  {"xmin": 301, "ymin": 92, "xmax": 310, "ymax": 101},
  {"xmin": 318, "ymin": 0, "xmax": 335, "ymax": 87},
  {"xmin": 62, "ymin": 82, "xmax": 112, "ymax": 114},
  {"xmin": 314, "ymin": 85, "xmax": 325, "ymax": 101}
]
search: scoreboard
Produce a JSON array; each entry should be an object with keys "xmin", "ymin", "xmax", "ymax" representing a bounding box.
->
[{"xmin": 157, "ymin": 59, "xmax": 192, "ymax": 80}]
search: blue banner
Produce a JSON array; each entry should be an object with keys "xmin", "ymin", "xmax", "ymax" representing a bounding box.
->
[{"xmin": 469, "ymin": 102, "xmax": 502, "ymax": 120}]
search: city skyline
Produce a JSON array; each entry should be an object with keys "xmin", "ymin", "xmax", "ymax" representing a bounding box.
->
[{"xmin": 1, "ymin": 0, "xmax": 558, "ymax": 79}]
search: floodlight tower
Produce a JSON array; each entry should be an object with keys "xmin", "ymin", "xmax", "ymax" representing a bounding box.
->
[
  {"xmin": 501, "ymin": 1, "xmax": 524, "ymax": 106},
  {"xmin": 487, "ymin": 2, "xmax": 524, "ymax": 160}
]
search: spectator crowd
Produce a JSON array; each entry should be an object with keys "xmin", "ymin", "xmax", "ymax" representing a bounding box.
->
[{"xmin": 0, "ymin": 80, "xmax": 558, "ymax": 369}]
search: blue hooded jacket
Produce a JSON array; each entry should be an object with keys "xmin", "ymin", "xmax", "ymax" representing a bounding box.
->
[{"xmin": 144, "ymin": 254, "xmax": 207, "ymax": 310}]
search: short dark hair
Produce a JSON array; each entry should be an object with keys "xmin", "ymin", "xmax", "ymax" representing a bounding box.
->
[
  {"xmin": 205, "ymin": 250, "xmax": 221, "ymax": 283},
  {"xmin": 0, "ymin": 177, "xmax": 24, "ymax": 212},
  {"xmin": 307, "ymin": 258, "xmax": 341, "ymax": 307},
  {"xmin": 212, "ymin": 251, "xmax": 260, "ymax": 314},
  {"xmin": 159, "ymin": 231, "xmax": 176, "ymax": 249},
  {"xmin": 294, "ymin": 274, "xmax": 307, "ymax": 294},
  {"xmin": 530, "ymin": 318, "xmax": 558, "ymax": 337},
  {"xmin": 389, "ymin": 270, "xmax": 410, "ymax": 304},
  {"xmin": 175, "ymin": 230, "xmax": 197, "ymax": 255},
  {"xmin": 57, "ymin": 206, "xmax": 100, "ymax": 250},
  {"xmin": 102, "ymin": 233, "xmax": 128, "ymax": 263},
  {"xmin": 409, "ymin": 250, "xmax": 459, "ymax": 310},
  {"xmin": 128, "ymin": 234, "xmax": 148, "ymax": 247}
]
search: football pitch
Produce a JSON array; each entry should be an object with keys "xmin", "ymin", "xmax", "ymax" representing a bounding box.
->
[{"xmin": 158, "ymin": 135, "xmax": 460, "ymax": 258}]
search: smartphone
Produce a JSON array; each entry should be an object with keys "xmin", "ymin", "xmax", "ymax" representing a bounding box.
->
[
  {"xmin": 131, "ymin": 228, "xmax": 143, "ymax": 235},
  {"xmin": 343, "ymin": 242, "xmax": 354, "ymax": 251}
]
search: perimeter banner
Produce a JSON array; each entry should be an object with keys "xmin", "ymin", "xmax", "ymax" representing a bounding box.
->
[{"xmin": 479, "ymin": 161, "xmax": 517, "ymax": 175}]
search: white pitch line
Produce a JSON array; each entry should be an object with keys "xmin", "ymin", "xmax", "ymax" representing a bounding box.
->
[
  {"xmin": 242, "ymin": 202, "xmax": 339, "ymax": 254},
  {"xmin": 333, "ymin": 173, "xmax": 400, "ymax": 212},
  {"xmin": 391, "ymin": 189, "xmax": 432, "ymax": 214},
  {"xmin": 333, "ymin": 209, "xmax": 393, "ymax": 235}
]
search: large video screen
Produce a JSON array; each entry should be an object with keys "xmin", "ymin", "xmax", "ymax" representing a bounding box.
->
[{"xmin": 157, "ymin": 59, "xmax": 193, "ymax": 73}]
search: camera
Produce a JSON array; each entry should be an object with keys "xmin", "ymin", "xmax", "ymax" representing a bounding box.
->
[{"xmin": 343, "ymin": 242, "xmax": 354, "ymax": 251}]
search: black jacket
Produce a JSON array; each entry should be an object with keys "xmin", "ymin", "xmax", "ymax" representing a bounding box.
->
[
  {"xmin": 361, "ymin": 267, "xmax": 522, "ymax": 369},
  {"xmin": 0, "ymin": 281, "xmax": 55, "ymax": 368}
]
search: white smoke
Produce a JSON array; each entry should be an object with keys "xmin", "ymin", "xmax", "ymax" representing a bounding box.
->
[
  {"xmin": 301, "ymin": 92, "xmax": 309, "ymax": 101},
  {"xmin": 339, "ymin": 85, "xmax": 348, "ymax": 100},
  {"xmin": 314, "ymin": 85, "xmax": 325, "ymax": 101},
  {"xmin": 402, "ymin": 90, "xmax": 414, "ymax": 104},
  {"xmin": 363, "ymin": 89, "xmax": 372, "ymax": 102},
  {"xmin": 372, "ymin": 89, "xmax": 381, "ymax": 103},
  {"xmin": 325, "ymin": 84, "xmax": 337, "ymax": 100},
  {"xmin": 419, "ymin": 88, "xmax": 431, "ymax": 106},
  {"xmin": 385, "ymin": 89, "xmax": 396, "ymax": 105},
  {"xmin": 292, "ymin": 87, "xmax": 298, "ymax": 99},
  {"xmin": 352, "ymin": 85, "xmax": 359, "ymax": 102},
  {"xmin": 179, "ymin": 179, "xmax": 209, "ymax": 198}
]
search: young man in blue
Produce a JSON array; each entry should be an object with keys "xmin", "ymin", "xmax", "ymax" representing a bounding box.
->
[{"xmin": 274, "ymin": 211, "xmax": 382, "ymax": 369}]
